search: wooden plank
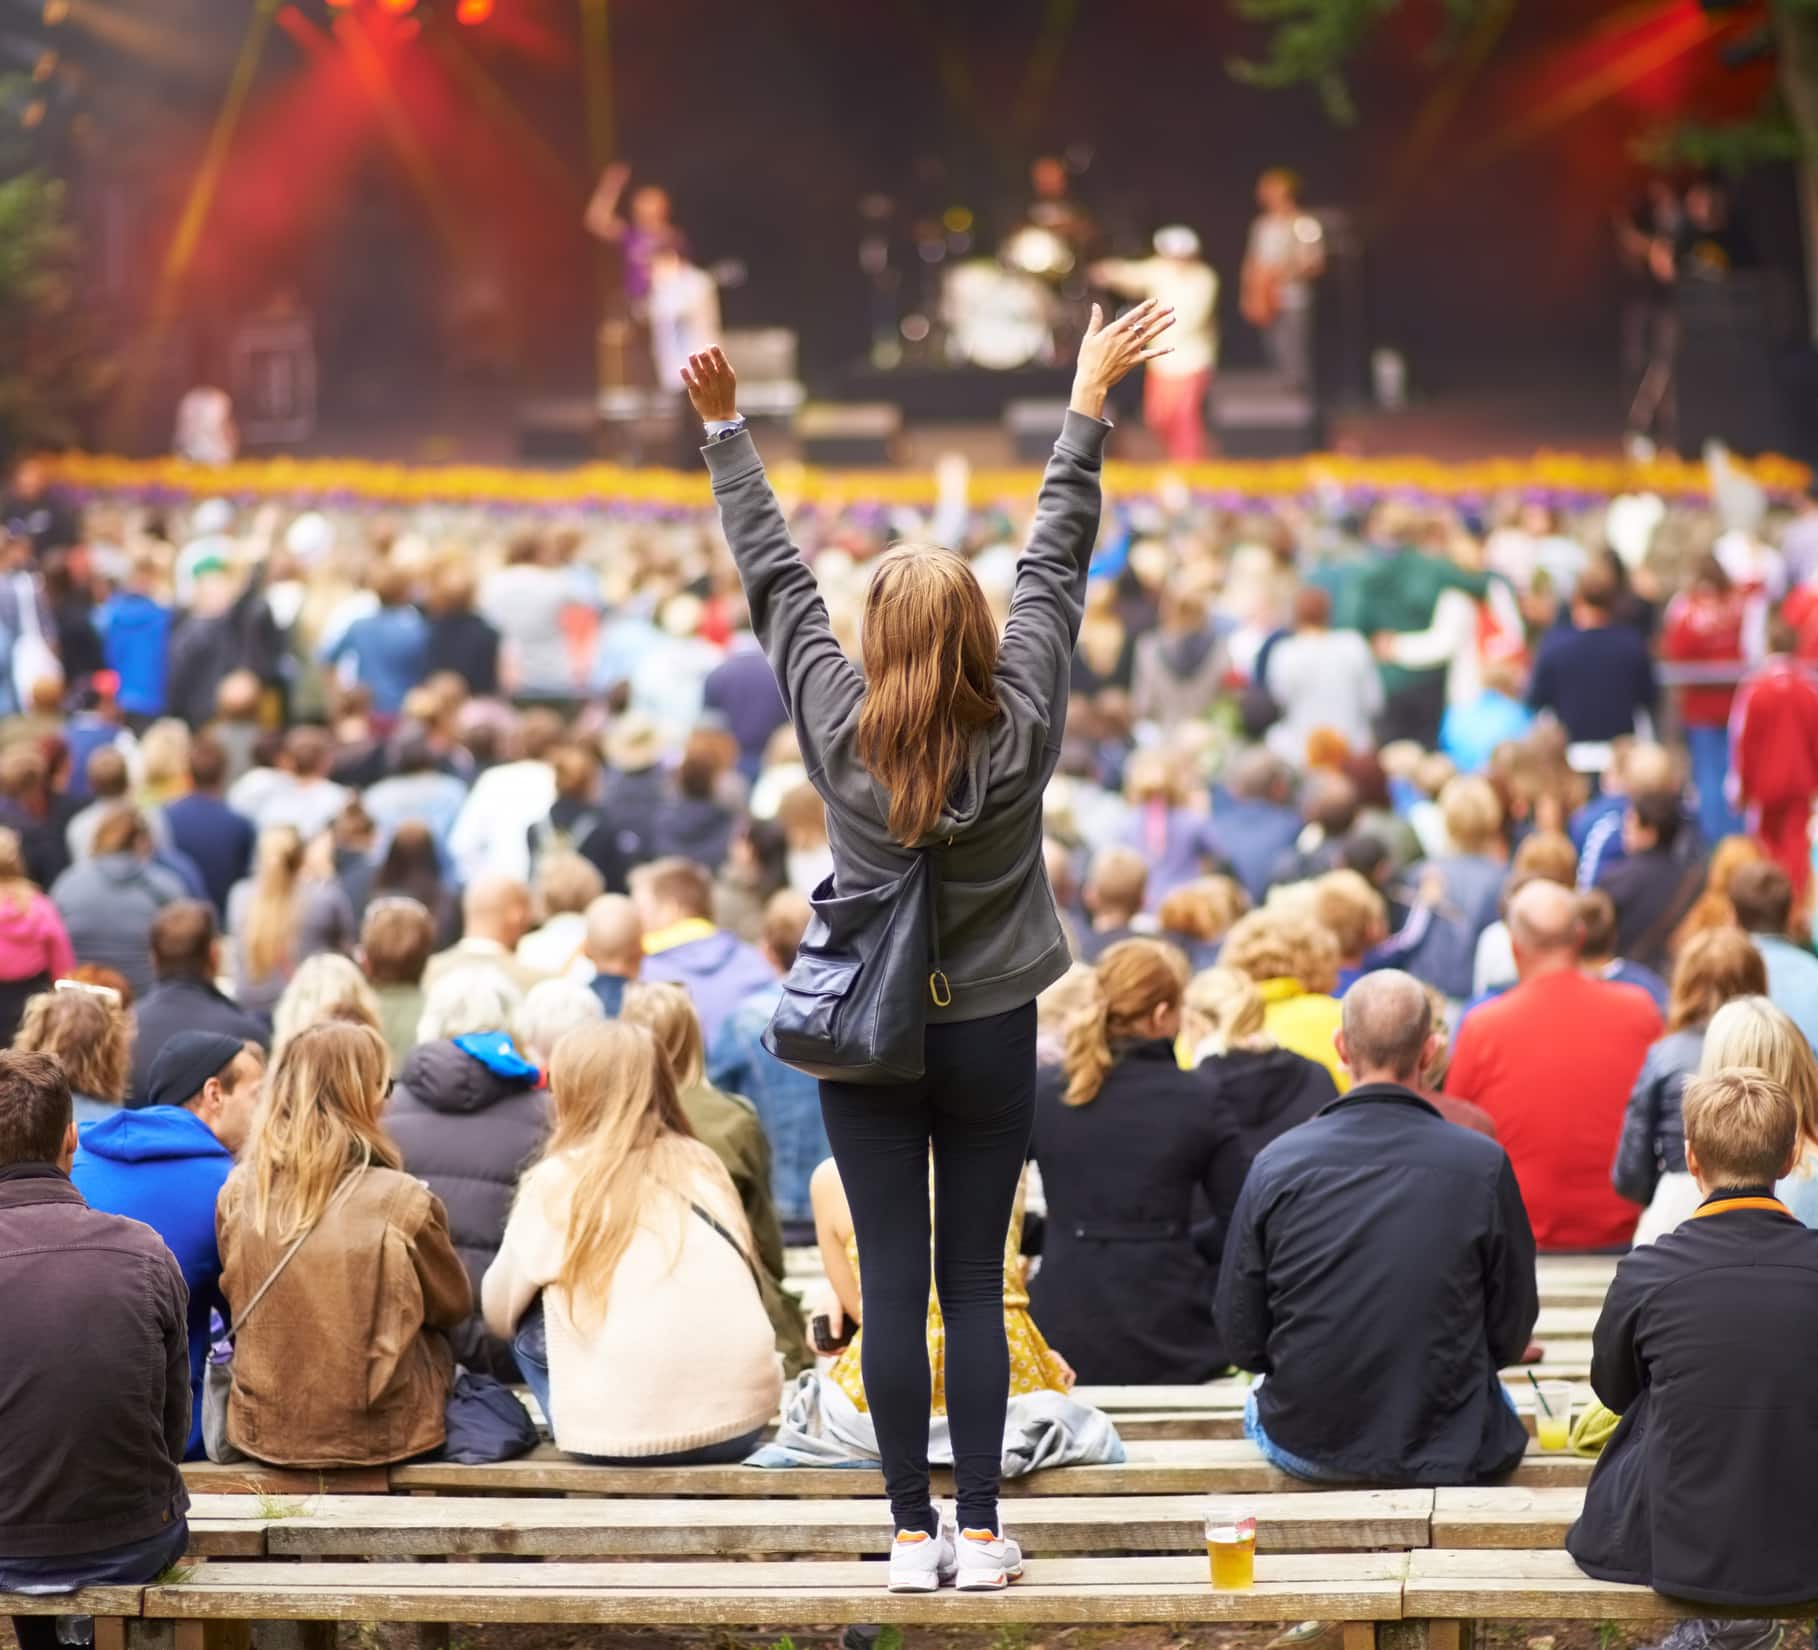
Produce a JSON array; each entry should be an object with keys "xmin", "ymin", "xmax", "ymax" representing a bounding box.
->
[
  {"xmin": 187, "ymin": 1519, "xmax": 269, "ymax": 1559},
  {"xmin": 1532, "ymin": 1309, "xmax": 1599, "ymax": 1337},
  {"xmin": 1, "ymin": 1588, "xmax": 144, "ymax": 1617},
  {"xmin": 1533, "ymin": 1261, "xmax": 1619, "ymax": 1281},
  {"xmin": 385, "ymin": 1438, "xmax": 1592, "ymax": 1498},
  {"xmin": 1405, "ymin": 1549, "xmax": 1818, "ymax": 1621},
  {"xmin": 179, "ymin": 1466, "xmax": 390, "ymax": 1496},
  {"xmin": 145, "ymin": 1554, "xmax": 1407, "ymax": 1626},
  {"xmin": 1430, "ymin": 1488, "xmax": 1587, "ymax": 1549},
  {"xmin": 186, "ymin": 1490, "xmax": 1432, "ymax": 1557}
]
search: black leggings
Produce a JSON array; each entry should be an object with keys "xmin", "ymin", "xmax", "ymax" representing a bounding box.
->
[{"xmin": 818, "ymin": 1000, "xmax": 1037, "ymax": 1537}]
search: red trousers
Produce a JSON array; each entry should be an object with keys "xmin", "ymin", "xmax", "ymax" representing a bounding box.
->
[
  {"xmin": 1144, "ymin": 369, "xmax": 1212, "ymax": 462},
  {"xmin": 1755, "ymin": 796, "xmax": 1813, "ymax": 899}
]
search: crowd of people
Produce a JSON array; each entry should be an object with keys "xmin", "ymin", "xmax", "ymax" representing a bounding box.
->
[{"xmin": 5, "ymin": 329, "xmax": 1818, "ymax": 1637}]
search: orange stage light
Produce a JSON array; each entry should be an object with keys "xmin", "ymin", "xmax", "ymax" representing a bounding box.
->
[
  {"xmin": 378, "ymin": 0, "xmax": 417, "ymax": 14},
  {"xmin": 457, "ymin": 0, "xmax": 493, "ymax": 22}
]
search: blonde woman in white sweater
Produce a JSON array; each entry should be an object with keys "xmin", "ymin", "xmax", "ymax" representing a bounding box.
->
[{"xmin": 481, "ymin": 1020, "xmax": 781, "ymax": 1462}]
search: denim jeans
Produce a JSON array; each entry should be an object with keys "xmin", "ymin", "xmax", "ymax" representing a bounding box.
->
[
  {"xmin": 1685, "ymin": 723, "xmax": 1742, "ymax": 847},
  {"xmin": 1242, "ymin": 1382, "xmax": 1354, "ymax": 1484},
  {"xmin": 5, "ymin": 1515, "xmax": 189, "ymax": 1650},
  {"xmin": 1242, "ymin": 1379, "xmax": 1518, "ymax": 1484},
  {"xmin": 511, "ymin": 1300, "xmax": 765, "ymax": 1467}
]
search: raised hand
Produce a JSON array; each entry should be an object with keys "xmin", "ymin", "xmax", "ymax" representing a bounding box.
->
[
  {"xmin": 1070, "ymin": 297, "xmax": 1176, "ymax": 420},
  {"xmin": 681, "ymin": 348, "xmax": 739, "ymax": 423}
]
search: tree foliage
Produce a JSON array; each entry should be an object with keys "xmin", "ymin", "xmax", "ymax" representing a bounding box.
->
[
  {"xmin": 1227, "ymin": 0, "xmax": 1493, "ymax": 122},
  {"xmin": 0, "ymin": 89, "xmax": 108, "ymax": 461}
]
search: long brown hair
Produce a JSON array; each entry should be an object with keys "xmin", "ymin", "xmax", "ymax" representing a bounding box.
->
[
  {"xmin": 244, "ymin": 1021, "xmax": 399, "ymax": 1241},
  {"xmin": 0, "ymin": 828, "xmax": 37, "ymax": 917},
  {"xmin": 531, "ymin": 1020, "xmax": 710, "ymax": 1328},
  {"xmin": 1062, "ymin": 938, "xmax": 1185, "ymax": 1107},
  {"xmin": 1665, "ymin": 927, "xmax": 1766, "ymax": 1033},
  {"xmin": 855, "ymin": 545, "xmax": 1000, "ymax": 846}
]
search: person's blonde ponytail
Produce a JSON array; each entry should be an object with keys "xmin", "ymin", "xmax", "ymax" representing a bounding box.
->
[
  {"xmin": 1062, "ymin": 970, "xmax": 1113, "ymax": 1107},
  {"xmin": 1061, "ymin": 938, "xmax": 1185, "ymax": 1106}
]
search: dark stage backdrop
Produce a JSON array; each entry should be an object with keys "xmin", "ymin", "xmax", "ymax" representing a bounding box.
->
[{"xmin": 58, "ymin": 0, "xmax": 1806, "ymax": 436}]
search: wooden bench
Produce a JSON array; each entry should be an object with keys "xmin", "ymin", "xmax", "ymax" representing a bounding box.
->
[
  {"xmin": 19, "ymin": 1547, "xmax": 1793, "ymax": 1646},
  {"xmin": 181, "ymin": 1489, "xmax": 1434, "ymax": 1559},
  {"xmin": 180, "ymin": 1485, "xmax": 1597, "ymax": 1561},
  {"xmin": 179, "ymin": 1439, "xmax": 1594, "ymax": 1501},
  {"xmin": 3, "ymin": 1554, "xmax": 1408, "ymax": 1636},
  {"xmin": 1402, "ymin": 1548, "xmax": 1818, "ymax": 1643}
]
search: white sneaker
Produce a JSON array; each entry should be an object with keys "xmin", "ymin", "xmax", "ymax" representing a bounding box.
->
[
  {"xmin": 886, "ymin": 1523, "xmax": 956, "ymax": 1593},
  {"xmin": 955, "ymin": 1526, "xmax": 1024, "ymax": 1591}
]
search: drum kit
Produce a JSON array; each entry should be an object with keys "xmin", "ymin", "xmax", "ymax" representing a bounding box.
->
[{"xmin": 936, "ymin": 222, "xmax": 1090, "ymax": 372}]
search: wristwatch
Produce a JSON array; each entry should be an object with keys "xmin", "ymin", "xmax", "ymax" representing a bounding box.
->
[{"xmin": 704, "ymin": 416, "xmax": 747, "ymax": 442}]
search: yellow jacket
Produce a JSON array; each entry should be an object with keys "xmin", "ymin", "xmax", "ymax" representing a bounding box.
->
[{"xmin": 1256, "ymin": 977, "xmax": 1349, "ymax": 1092}]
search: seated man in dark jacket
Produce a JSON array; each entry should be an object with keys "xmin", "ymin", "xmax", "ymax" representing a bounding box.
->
[
  {"xmin": 1596, "ymin": 788, "xmax": 1706, "ymax": 978},
  {"xmin": 129, "ymin": 902, "xmax": 269, "ymax": 1102},
  {"xmin": 0, "ymin": 1050, "xmax": 191, "ymax": 1650},
  {"xmin": 1568, "ymin": 1067, "xmax": 1818, "ymax": 1645},
  {"xmin": 1214, "ymin": 968, "xmax": 1538, "ymax": 1485}
]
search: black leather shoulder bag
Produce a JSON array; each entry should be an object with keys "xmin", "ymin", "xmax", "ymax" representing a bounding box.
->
[{"xmin": 762, "ymin": 848, "xmax": 948, "ymax": 1086}]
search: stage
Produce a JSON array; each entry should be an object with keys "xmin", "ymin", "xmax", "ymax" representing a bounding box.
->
[{"xmin": 299, "ymin": 376, "xmax": 1637, "ymax": 471}]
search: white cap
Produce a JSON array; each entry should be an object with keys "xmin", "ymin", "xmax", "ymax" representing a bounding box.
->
[
  {"xmin": 192, "ymin": 498, "xmax": 233, "ymax": 536},
  {"xmin": 1153, "ymin": 225, "xmax": 1200, "ymax": 259},
  {"xmin": 284, "ymin": 511, "xmax": 333, "ymax": 563}
]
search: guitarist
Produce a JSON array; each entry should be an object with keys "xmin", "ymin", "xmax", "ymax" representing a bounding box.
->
[{"xmin": 1240, "ymin": 168, "xmax": 1325, "ymax": 388}]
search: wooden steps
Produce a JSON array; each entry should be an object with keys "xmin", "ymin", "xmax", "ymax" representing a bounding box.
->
[
  {"xmin": 1405, "ymin": 1548, "xmax": 1818, "ymax": 1622},
  {"xmin": 181, "ymin": 1485, "xmax": 1593, "ymax": 1560},
  {"xmin": 180, "ymin": 1437, "xmax": 1597, "ymax": 1500},
  {"xmin": 10, "ymin": 1545, "xmax": 1784, "ymax": 1635},
  {"xmin": 130, "ymin": 1554, "xmax": 1410, "ymax": 1627},
  {"xmin": 182, "ymin": 1489, "xmax": 1434, "ymax": 1558}
]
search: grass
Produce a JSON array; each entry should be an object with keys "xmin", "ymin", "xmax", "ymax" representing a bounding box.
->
[
  {"xmin": 254, "ymin": 1491, "xmax": 313, "ymax": 1521},
  {"xmin": 152, "ymin": 1564, "xmax": 195, "ymax": 1586}
]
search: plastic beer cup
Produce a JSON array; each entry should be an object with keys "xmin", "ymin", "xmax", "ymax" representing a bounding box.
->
[
  {"xmin": 1534, "ymin": 1382, "xmax": 1573, "ymax": 1452},
  {"xmin": 1206, "ymin": 1507, "xmax": 1257, "ymax": 1589}
]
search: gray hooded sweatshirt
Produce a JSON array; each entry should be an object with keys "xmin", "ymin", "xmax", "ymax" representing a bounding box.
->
[{"xmin": 703, "ymin": 410, "xmax": 1109, "ymax": 1024}]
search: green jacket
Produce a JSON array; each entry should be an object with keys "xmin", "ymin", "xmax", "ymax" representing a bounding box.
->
[
  {"xmin": 680, "ymin": 1079, "xmax": 808, "ymax": 1377},
  {"xmin": 1347, "ymin": 550, "xmax": 1491, "ymax": 699}
]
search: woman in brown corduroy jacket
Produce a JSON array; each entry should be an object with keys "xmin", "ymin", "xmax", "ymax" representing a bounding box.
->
[{"xmin": 216, "ymin": 1021, "xmax": 471, "ymax": 1468}]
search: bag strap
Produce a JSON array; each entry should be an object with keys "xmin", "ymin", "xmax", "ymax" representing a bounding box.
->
[
  {"xmin": 231, "ymin": 1170, "xmax": 363, "ymax": 1340},
  {"xmin": 689, "ymin": 1199, "xmax": 761, "ymax": 1293},
  {"xmin": 924, "ymin": 845, "xmax": 951, "ymax": 1009},
  {"xmin": 1630, "ymin": 856, "xmax": 1706, "ymax": 966}
]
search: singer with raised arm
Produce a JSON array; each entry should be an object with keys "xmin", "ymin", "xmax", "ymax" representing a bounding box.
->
[{"xmin": 681, "ymin": 303, "xmax": 1174, "ymax": 1596}]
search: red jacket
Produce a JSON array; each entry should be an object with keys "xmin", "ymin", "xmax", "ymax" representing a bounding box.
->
[
  {"xmin": 1731, "ymin": 658, "xmax": 1818, "ymax": 809},
  {"xmin": 1448, "ymin": 970, "xmax": 1662, "ymax": 1250},
  {"xmin": 1660, "ymin": 591, "xmax": 1744, "ymax": 728}
]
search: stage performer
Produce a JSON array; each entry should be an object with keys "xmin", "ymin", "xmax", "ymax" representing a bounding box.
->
[
  {"xmin": 1241, "ymin": 167, "xmax": 1324, "ymax": 388},
  {"xmin": 584, "ymin": 162, "xmax": 686, "ymax": 389},
  {"xmin": 1731, "ymin": 616, "xmax": 1818, "ymax": 902},
  {"xmin": 585, "ymin": 162, "xmax": 683, "ymax": 313},
  {"xmin": 680, "ymin": 301, "xmax": 1175, "ymax": 1596},
  {"xmin": 1092, "ymin": 226, "xmax": 1218, "ymax": 461}
]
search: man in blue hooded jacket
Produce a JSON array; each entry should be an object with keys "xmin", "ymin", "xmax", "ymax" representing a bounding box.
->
[
  {"xmin": 71, "ymin": 1032, "xmax": 264, "ymax": 1457},
  {"xmin": 632, "ymin": 856, "xmax": 776, "ymax": 1043}
]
